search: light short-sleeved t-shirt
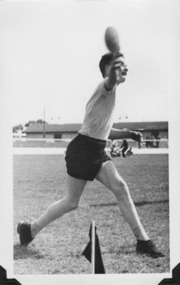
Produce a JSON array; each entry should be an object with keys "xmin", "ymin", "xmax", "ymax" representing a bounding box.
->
[{"xmin": 79, "ymin": 80, "xmax": 117, "ymax": 140}]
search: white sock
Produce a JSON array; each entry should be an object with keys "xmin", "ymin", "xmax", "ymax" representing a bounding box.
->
[{"xmin": 117, "ymin": 193, "xmax": 150, "ymax": 241}]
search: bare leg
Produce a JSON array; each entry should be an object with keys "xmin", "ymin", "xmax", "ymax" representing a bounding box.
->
[
  {"xmin": 96, "ymin": 161, "xmax": 150, "ymax": 241},
  {"xmin": 31, "ymin": 175, "xmax": 87, "ymax": 238}
]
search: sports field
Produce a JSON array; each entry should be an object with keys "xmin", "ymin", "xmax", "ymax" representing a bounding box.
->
[{"xmin": 13, "ymin": 153, "xmax": 169, "ymax": 274}]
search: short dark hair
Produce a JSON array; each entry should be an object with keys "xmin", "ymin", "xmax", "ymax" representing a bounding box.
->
[
  {"xmin": 99, "ymin": 53, "xmax": 114, "ymax": 77},
  {"xmin": 99, "ymin": 52, "xmax": 124, "ymax": 77}
]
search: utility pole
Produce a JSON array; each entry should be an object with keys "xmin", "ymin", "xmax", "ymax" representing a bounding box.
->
[{"xmin": 43, "ymin": 107, "xmax": 46, "ymax": 138}]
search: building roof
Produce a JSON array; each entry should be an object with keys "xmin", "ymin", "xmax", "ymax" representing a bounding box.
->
[
  {"xmin": 24, "ymin": 123, "xmax": 82, "ymax": 133},
  {"xmin": 24, "ymin": 121, "xmax": 168, "ymax": 134},
  {"xmin": 113, "ymin": 121, "xmax": 168, "ymax": 131}
]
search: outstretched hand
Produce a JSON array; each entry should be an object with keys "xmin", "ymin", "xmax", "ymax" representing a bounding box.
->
[
  {"xmin": 131, "ymin": 131, "xmax": 143, "ymax": 149},
  {"xmin": 111, "ymin": 54, "xmax": 128, "ymax": 83}
]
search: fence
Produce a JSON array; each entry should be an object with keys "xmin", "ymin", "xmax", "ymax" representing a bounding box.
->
[{"xmin": 13, "ymin": 138, "xmax": 168, "ymax": 149}]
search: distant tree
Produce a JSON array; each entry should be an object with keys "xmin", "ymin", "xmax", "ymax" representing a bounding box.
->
[
  {"xmin": 24, "ymin": 119, "xmax": 47, "ymax": 128},
  {"xmin": 12, "ymin": 124, "xmax": 23, "ymax": 133},
  {"xmin": 36, "ymin": 119, "xmax": 46, "ymax": 124},
  {"xmin": 24, "ymin": 121, "xmax": 36, "ymax": 128}
]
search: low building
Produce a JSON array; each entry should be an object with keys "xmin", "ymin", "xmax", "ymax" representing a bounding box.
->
[
  {"xmin": 23, "ymin": 121, "xmax": 168, "ymax": 141},
  {"xmin": 113, "ymin": 121, "xmax": 168, "ymax": 139},
  {"xmin": 113, "ymin": 121, "xmax": 168, "ymax": 148},
  {"xmin": 23, "ymin": 123, "xmax": 81, "ymax": 139}
]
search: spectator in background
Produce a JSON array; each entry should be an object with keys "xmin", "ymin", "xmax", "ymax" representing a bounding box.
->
[
  {"xmin": 150, "ymin": 135, "xmax": 156, "ymax": 148},
  {"xmin": 120, "ymin": 139, "xmax": 129, "ymax": 157},
  {"xmin": 156, "ymin": 135, "xmax": 161, "ymax": 148},
  {"xmin": 126, "ymin": 147, "xmax": 133, "ymax": 157},
  {"xmin": 146, "ymin": 136, "xmax": 150, "ymax": 148}
]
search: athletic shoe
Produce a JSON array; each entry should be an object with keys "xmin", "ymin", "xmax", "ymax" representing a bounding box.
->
[
  {"xmin": 17, "ymin": 222, "xmax": 33, "ymax": 246},
  {"xmin": 136, "ymin": 239, "xmax": 164, "ymax": 258}
]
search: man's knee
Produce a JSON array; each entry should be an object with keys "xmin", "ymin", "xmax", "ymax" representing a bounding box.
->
[
  {"xmin": 66, "ymin": 198, "xmax": 79, "ymax": 211},
  {"xmin": 70, "ymin": 201, "xmax": 79, "ymax": 211}
]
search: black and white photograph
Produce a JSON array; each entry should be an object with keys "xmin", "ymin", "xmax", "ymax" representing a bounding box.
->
[{"xmin": 0, "ymin": 0, "xmax": 180, "ymax": 284}]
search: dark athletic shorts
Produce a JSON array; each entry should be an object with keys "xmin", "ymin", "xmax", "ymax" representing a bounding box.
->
[{"xmin": 65, "ymin": 133, "xmax": 111, "ymax": 181}]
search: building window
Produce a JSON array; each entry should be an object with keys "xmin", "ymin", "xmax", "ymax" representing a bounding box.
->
[{"xmin": 54, "ymin": 133, "xmax": 62, "ymax": 139}]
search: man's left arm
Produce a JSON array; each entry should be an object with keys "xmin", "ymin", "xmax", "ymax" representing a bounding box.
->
[{"xmin": 108, "ymin": 128, "xmax": 143, "ymax": 148}]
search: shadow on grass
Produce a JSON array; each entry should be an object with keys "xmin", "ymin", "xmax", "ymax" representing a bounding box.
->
[
  {"xmin": 90, "ymin": 199, "xmax": 169, "ymax": 208},
  {"xmin": 111, "ymin": 244, "xmax": 136, "ymax": 255},
  {"xmin": 14, "ymin": 243, "xmax": 46, "ymax": 260}
]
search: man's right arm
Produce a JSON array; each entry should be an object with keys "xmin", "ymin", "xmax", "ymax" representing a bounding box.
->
[{"xmin": 104, "ymin": 55, "xmax": 128, "ymax": 91}]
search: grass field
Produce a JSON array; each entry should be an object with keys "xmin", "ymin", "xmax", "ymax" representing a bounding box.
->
[{"xmin": 13, "ymin": 153, "xmax": 169, "ymax": 274}]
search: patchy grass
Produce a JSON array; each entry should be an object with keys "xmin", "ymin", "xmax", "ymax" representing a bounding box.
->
[{"xmin": 13, "ymin": 154, "xmax": 169, "ymax": 274}]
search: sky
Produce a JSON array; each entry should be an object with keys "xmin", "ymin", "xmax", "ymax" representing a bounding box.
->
[{"xmin": 0, "ymin": 0, "xmax": 180, "ymax": 127}]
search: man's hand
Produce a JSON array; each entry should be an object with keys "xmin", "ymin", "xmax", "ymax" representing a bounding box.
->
[
  {"xmin": 130, "ymin": 131, "xmax": 143, "ymax": 148},
  {"xmin": 111, "ymin": 54, "xmax": 128, "ymax": 83}
]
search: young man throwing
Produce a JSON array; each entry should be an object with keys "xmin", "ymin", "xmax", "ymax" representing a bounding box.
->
[{"xmin": 17, "ymin": 51, "xmax": 164, "ymax": 258}]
